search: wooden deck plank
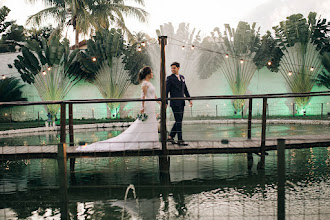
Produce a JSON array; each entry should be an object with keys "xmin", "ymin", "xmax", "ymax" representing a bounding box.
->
[{"xmin": 1, "ymin": 134, "xmax": 329, "ymax": 160}]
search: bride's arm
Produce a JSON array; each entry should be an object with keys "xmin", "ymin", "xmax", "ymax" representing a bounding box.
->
[
  {"xmin": 155, "ymin": 95, "xmax": 161, "ymax": 105},
  {"xmin": 141, "ymin": 84, "xmax": 148, "ymax": 113}
]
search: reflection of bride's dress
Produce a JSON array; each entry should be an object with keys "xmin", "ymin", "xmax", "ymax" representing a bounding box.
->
[{"xmin": 76, "ymin": 80, "xmax": 159, "ymax": 152}]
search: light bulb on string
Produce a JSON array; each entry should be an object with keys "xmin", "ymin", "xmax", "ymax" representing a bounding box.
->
[
  {"xmin": 240, "ymin": 59, "xmax": 244, "ymax": 64},
  {"xmin": 1, "ymin": 75, "xmax": 5, "ymax": 80},
  {"xmin": 141, "ymin": 42, "xmax": 146, "ymax": 47},
  {"xmin": 288, "ymin": 71, "xmax": 292, "ymax": 76},
  {"xmin": 310, "ymin": 67, "xmax": 314, "ymax": 71},
  {"xmin": 92, "ymin": 57, "xmax": 97, "ymax": 62},
  {"xmin": 225, "ymin": 54, "xmax": 229, "ymax": 58},
  {"xmin": 182, "ymin": 46, "xmax": 185, "ymax": 50},
  {"xmin": 42, "ymin": 71, "xmax": 46, "ymax": 75},
  {"xmin": 191, "ymin": 45, "xmax": 195, "ymax": 50},
  {"xmin": 267, "ymin": 61, "xmax": 272, "ymax": 66},
  {"xmin": 47, "ymin": 67, "xmax": 51, "ymax": 71},
  {"xmin": 137, "ymin": 46, "xmax": 142, "ymax": 52}
]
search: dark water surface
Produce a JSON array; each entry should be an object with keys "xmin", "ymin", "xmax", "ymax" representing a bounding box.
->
[{"xmin": 1, "ymin": 123, "xmax": 330, "ymax": 219}]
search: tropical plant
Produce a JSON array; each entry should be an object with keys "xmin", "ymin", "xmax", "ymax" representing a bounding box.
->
[
  {"xmin": 154, "ymin": 22, "xmax": 202, "ymax": 87},
  {"xmin": 79, "ymin": 28, "xmax": 151, "ymax": 118},
  {"xmin": 26, "ymin": 0, "xmax": 148, "ymax": 46},
  {"xmin": 271, "ymin": 12, "xmax": 330, "ymax": 111},
  {"xmin": 0, "ymin": 6, "xmax": 25, "ymax": 53},
  {"xmin": 315, "ymin": 52, "xmax": 330, "ymax": 89},
  {"xmin": 12, "ymin": 36, "xmax": 86, "ymax": 119},
  {"xmin": 198, "ymin": 22, "xmax": 262, "ymax": 113},
  {"xmin": 0, "ymin": 77, "xmax": 27, "ymax": 102}
]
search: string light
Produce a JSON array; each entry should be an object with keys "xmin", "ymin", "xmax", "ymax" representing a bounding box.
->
[
  {"xmin": 191, "ymin": 45, "xmax": 195, "ymax": 50},
  {"xmin": 310, "ymin": 67, "xmax": 314, "ymax": 71},
  {"xmin": 141, "ymin": 42, "xmax": 146, "ymax": 47},
  {"xmin": 267, "ymin": 61, "xmax": 272, "ymax": 66},
  {"xmin": 92, "ymin": 57, "xmax": 97, "ymax": 62},
  {"xmin": 167, "ymin": 36, "xmax": 323, "ymax": 71},
  {"xmin": 288, "ymin": 71, "xmax": 292, "ymax": 76},
  {"xmin": 1, "ymin": 75, "xmax": 5, "ymax": 79},
  {"xmin": 240, "ymin": 59, "xmax": 244, "ymax": 64},
  {"xmin": 47, "ymin": 67, "xmax": 51, "ymax": 71},
  {"xmin": 137, "ymin": 46, "xmax": 142, "ymax": 52},
  {"xmin": 42, "ymin": 71, "xmax": 46, "ymax": 75},
  {"xmin": 182, "ymin": 46, "xmax": 185, "ymax": 50}
]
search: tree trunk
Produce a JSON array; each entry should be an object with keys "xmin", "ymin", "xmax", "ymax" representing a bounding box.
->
[{"xmin": 75, "ymin": 30, "xmax": 79, "ymax": 49}]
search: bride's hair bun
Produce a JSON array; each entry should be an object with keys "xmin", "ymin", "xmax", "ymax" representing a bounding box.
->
[{"xmin": 138, "ymin": 66, "xmax": 152, "ymax": 82}]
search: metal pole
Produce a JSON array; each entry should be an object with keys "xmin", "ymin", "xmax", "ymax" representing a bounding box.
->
[
  {"xmin": 321, "ymin": 103, "xmax": 323, "ymax": 118},
  {"xmin": 159, "ymin": 36, "xmax": 168, "ymax": 155},
  {"xmin": 292, "ymin": 103, "xmax": 295, "ymax": 117},
  {"xmin": 248, "ymin": 98, "xmax": 252, "ymax": 139},
  {"xmin": 277, "ymin": 139, "xmax": 286, "ymax": 220},
  {"xmin": 216, "ymin": 105, "xmax": 218, "ymax": 117}
]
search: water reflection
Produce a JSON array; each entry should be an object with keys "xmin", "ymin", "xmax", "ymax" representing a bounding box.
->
[{"xmin": 1, "ymin": 147, "xmax": 330, "ymax": 219}]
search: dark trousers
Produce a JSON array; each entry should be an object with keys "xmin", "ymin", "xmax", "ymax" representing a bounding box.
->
[{"xmin": 169, "ymin": 105, "xmax": 184, "ymax": 140}]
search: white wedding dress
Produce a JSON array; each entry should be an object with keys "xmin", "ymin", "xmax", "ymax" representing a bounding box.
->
[{"xmin": 76, "ymin": 80, "xmax": 159, "ymax": 152}]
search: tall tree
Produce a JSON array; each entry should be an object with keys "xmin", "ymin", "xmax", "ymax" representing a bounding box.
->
[
  {"xmin": 26, "ymin": 0, "xmax": 148, "ymax": 47},
  {"xmin": 198, "ymin": 22, "xmax": 263, "ymax": 113},
  {"xmin": 79, "ymin": 28, "xmax": 151, "ymax": 118},
  {"xmin": 12, "ymin": 36, "xmax": 87, "ymax": 119},
  {"xmin": 271, "ymin": 12, "xmax": 330, "ymax": 111}
]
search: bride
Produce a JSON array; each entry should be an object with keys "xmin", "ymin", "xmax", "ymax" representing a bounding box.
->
[{"xmin": 76, "ymin": 66, "xmax": 160, "ymax": 152}]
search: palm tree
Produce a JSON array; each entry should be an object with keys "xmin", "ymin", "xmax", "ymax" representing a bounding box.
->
[
  {"xmin": 198, "ymin": 22, "xmax": 263, "ymax": 113},
  {"xmin": 12, "ymin": 36, "xmax": 86, "ymax": 119},
  {"xmin": 79, "ymin": 28, "xmax": 151, "ymax": 118},
  {"xmin": 0, "ymin": 77, "xmax": 26, "ymax": 102},
  {"xmin": 26, "ymin": 0, "xmax": 148, "ymax": 47},
  {"xmin": 271, "ymin": 12, "xmax": 330, "ymax": 111}
]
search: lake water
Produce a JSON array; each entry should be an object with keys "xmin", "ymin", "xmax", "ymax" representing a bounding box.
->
[{"xmin": 1, "ymin": 123, "xmax": 330, "ymax": 219}]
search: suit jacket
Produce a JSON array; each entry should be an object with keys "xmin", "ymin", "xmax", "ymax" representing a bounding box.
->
[{"xmin": 166, "ymin": 74, "xmax": 191, "ymax": 107}]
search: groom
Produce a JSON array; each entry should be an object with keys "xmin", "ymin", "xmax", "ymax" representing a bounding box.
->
[{"xmin": 166, "ymin": 62, "xmax": 192, "ymax": 146}]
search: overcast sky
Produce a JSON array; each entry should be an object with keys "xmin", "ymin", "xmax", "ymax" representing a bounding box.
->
[{"xmin": 1, "ymin": 0, "xmax": 330, "ymax": 43}]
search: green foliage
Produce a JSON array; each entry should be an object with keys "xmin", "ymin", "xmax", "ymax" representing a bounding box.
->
[
  {"xmin": 0, "ymin": 6, "xmax": 11, "ymax": 34},
  {"xmin": 316, "ymin": 52, "xmax": 330, "ymax": 89},
  {"xmin": 12, "ymin": 36, "xmax": 87, "ymax": 117},
  {"xmin": 198, "ymin": 21, "xmax": 262, "ymax": 112},
  {"xmin": 79, "ymin": 28, "xmax": 151, "ymax": 118},
  {"xmin": 0, "ymin": 77, "xmax": 27, "ymax": 102},
  {"xmin": 155, "ymin": 22, "xmax": 202, "ymax": 86},
  {"xmin": 271, "ymin": 12, "xmax": 330, "ymax": 110}
]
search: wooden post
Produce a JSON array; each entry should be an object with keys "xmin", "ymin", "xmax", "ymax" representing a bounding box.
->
[
  {"xmin": 58, "ymin": 103, "xmax": 69, "ymax": 219},
  {"xmin": 259, "ymin": 98, "xmax": 267, "ymax": 169},
  {"xmin": 60, "ymin": 103, "xmax": 66, "ymax": 144},
  {"xmin": 277, "ymin": 138, "xmax": 285, "ymax": 220},
  {"xmin": 159, "ymin": 36, "xmax": 168, "ymax": 155},
  {"xmin": 216, "ymin": 105, "xmax": 218, "ymax": 117},
  {"xmin": 69, "ymin": 103, "xmax": 75, "ymax": 172},
  {"xmin": 248, "ymin": 98, "xmax": 253, "ymax": 139}
]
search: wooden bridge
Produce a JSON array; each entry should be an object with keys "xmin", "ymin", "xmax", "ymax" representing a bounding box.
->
[{"xmin": 1, "ymin": 134, "xmax": 329, "ymax": 160}]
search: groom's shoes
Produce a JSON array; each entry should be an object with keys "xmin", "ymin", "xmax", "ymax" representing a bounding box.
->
[
  {"xmin": 177, "ymin": 140, "xmax": 188, "ymax": 146},
  {"xmin": 167, "ymin": 137, "xmax": 176, "ymax": 144}
]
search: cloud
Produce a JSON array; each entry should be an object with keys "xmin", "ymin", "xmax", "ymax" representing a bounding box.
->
[{"xmin": 243, "ymin": 0, "xmax": 330, "ymax": 34}]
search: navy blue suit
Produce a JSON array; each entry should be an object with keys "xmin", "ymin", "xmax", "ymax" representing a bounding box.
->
[{"xmin": 166, "ymin": 74, "xmax": 191, "ymax": 140}]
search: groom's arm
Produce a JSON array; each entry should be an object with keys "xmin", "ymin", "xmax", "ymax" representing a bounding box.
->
[
  {"xmin": 165, "ymin": 76, "xmax": 171, "ymax": 105},
  {"xmin": 183, "ymin": 76, "xmax": 192, "ymax": 106}
]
